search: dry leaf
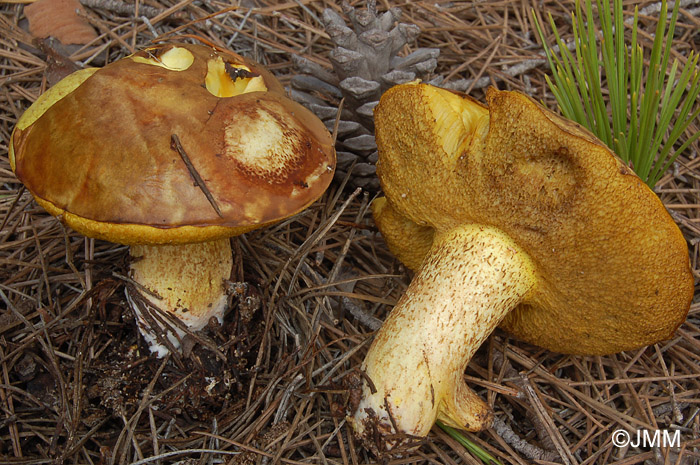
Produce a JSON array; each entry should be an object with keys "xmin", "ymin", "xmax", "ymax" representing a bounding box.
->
[
  {"xmin": 24, "ymin": 0, "xmax": 97, "ymax": 45},
  {"xmin": 36, "ymin": 38, "xmax": 82, "ymax": 86}
]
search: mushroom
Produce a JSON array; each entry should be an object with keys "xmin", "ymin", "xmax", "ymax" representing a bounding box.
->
[
  {"xmin": 348, "ymin": 82, "xmax": 693, "ymax": 453},
  {"xmin": 10, "ymin": 43, "xmax": 335, "ymax": 357}
]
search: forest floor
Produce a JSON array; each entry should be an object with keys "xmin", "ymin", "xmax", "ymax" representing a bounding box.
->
[{"xmin": 0, "ymin": 1, "xmax": 699, "ymax": 464}]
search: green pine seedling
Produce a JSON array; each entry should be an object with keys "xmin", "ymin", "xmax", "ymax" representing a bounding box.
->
[{"xmin": 532, "ymin": 0, "xmax": 700, "ymax": 188}]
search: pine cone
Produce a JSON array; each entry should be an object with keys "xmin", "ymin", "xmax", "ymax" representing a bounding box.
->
[{"xmin": 291, "ymin": 1, "xmax": 440, "ymax": 192}]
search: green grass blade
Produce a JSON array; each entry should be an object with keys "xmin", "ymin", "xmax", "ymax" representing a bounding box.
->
[
  {"xmin": 627, "ymin": 32, "xmax": 642, "ymax": 163},
  {"xmin": 533, "ymin": 9, "xmax": 589, "ymax": 125},
  {"xmin": 652, "ymin": 59, "xmax": 682, "ymax": 155},
  {"xmin": 648, "ymin": 113, "xmax": 700, "ymax": 186},
  {"xmin": 581, "ymin": 0, "xmax": 611, "ymax": 145},
  {"xmin": 438, "ymin": 422, "xmax": 504, "ymax": 465},
  {"xmin": 611, "ymin": 0, "xmax": 629, "ymax": 157},
  {"xmin": 648, "ymin": 61, "xmax": 700, "ymax": 184},
  {"xmin": 568, "ymin": 14, "xmax": 597, "ymax": 125}
]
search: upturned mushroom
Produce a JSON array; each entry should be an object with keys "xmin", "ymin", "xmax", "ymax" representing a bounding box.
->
[
  {"xmin": 348, "ymin": 82, "xmax": 693, "ymax": 453},
  {"xmin": 10, "ymin": 43, "xmax": 335, "ymax": 356}
]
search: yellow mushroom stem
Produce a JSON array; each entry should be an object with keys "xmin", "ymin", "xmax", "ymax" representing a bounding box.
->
[
  {"xmin": 126, "ymin": 239, "xmax": 233, "ymax": 357},
  {"xmin": 348, "ymin": 224, "xmax": 537, "ymax": 452}
]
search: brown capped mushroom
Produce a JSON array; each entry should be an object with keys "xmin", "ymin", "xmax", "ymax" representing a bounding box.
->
[
  {"xmin": 348, "ymin": 82, "xmax": 692, "ymax": 453},
  {"xmin": 10, "ymin": 43, "xmax": 335, "ymax": 356}
]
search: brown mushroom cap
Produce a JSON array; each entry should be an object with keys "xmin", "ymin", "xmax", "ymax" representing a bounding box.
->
[
  {"xmin": 10, "ymin": 43, "xmax": 335, "ymax": 245},
  {"xmin": 374, "ymin": 83, "xmax": 693, "ymax": 355}
]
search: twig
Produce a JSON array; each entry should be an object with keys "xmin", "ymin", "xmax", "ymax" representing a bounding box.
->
[
  {"xmin": 226, "ymin": 8, "xmax": 254, "ymax": 48},
  {"xmin": 486, "ymin": 351, "xmax": 563, "ymax": 462},
  {"xmin": 112, "ymin": 272, "xmax": 163, "ymax": 301},
  {"xmin": 520, "ymin": 377, "xmax": 578, "ymax": 465},
  {"xmin": 128, "ymin": 449, "xmax": 240, "ymax": 465},
  {"xmin": 0, "ymin": 343, "xmax": 21, "ymax": 457},
  {"xmin": 141, "ymin": 16, "xmax": 159, "ymax": 38},
  {"xmin": 357, "ymin": 368, "xmax": 377, "ymax": 395},
  {"xmin": 490, "ymin": 417, "xmax": 559, "ymax": 462},
  {"xmin": 383, "ymin": 396, "xmax": 400, "ymax": 434},
  {"xmin": 170, "ymin": 134, "xmax": 223, "ymax": 218},
  {"xmin": 0, "ymin": 186, "xmax": 25, "ymax": 244},
  {"xmin": 79, "ymin": 0, "xmax": 163, "ymax": 19}
]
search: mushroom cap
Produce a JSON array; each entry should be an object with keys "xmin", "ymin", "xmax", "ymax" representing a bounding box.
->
[
  {"xmin": 10, "ymin": 43, "xmax": 335, "ymax": 245},
  {"xmin": 374, "ymin": 83, "xmax": 693, "ymax": 355}
]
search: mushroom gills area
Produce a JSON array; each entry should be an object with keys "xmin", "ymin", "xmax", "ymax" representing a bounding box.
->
[
  {"xmin": 126, "ymin": 239, "xmax": 233, "ymax": 357},
  {"xmin": 348, "ymin": 224, "xmax": 537, "ymax": 453}
]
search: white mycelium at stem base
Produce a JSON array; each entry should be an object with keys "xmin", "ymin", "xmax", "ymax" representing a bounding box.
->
[
  {"xmin": 127, "ymin": 239, "xmax": 233, "ymax": 357},
  {"xmin": 349, "ymin": 224, "xmax": 537, "ymax": 452}
]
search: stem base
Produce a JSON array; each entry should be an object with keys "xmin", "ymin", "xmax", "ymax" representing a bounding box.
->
[{"xmin": 126, "ymin": 239, "xmax": 233, "ymax": 357}]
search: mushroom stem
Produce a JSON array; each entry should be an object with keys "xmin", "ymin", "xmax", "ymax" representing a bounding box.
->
[
  {"xmin": 348, "ymin": 224, "xmax": 537, "ymax": 453},
  {"xmin": 126, "ymin": 239, "xmax": 233, "ymax": 357}
]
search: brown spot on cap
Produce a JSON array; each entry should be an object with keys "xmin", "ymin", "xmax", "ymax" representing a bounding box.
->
[{"xmin": 223, "ymin": 101, "xmax": 308, "ymax": 183}]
